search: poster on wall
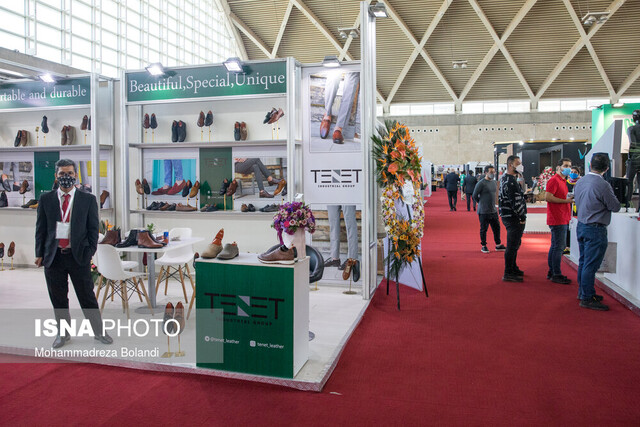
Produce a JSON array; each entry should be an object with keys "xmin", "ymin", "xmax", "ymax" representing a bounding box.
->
[
  {"xmin": 1, "ymin": 156, "xmax": 34, "ymax": 207},
  {"xmin": 303, "ymin": 64, "xmax": 364, "ymax": 206}
]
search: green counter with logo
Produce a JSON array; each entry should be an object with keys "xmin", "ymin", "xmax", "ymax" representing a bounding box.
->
[{"xmin": 195, "ymin": 253, "xmax": 309, "ymax": 378}]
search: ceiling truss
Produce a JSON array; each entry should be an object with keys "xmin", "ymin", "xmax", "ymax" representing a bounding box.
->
[{"xmin": 225, "ymin": 0, "xmax": 640, "ymax": 112}]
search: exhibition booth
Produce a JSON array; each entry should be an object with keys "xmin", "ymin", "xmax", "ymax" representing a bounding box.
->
[{"xmin": 0, "ymin": 1, "xmax": 390, "ymax": 391}]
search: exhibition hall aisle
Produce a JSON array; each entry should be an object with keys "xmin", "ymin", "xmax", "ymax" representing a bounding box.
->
[{"xmin": 2, "ymin": 190, "xmax": 640, "ymax": 425}]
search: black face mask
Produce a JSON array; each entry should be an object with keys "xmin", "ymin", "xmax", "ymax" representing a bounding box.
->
[{"xmin": 58, "ymin": 175, "xmax": 76, "ymax": 189}]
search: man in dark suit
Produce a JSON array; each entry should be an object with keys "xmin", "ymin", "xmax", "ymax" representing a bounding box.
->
[
  {"xmin": 443, "ymin": 170, "xmax": 460, "ymax": 211},
  {"xmin": 35, "ymin": 159, "xmax": 112, "ymax": 348},
  {"xmin": 464, "ymin": 170, "xmax": 478, "ymax": 211}
]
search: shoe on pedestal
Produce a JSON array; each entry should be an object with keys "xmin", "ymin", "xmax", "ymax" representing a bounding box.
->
[
  {"xmin": 66, "ymin": 126, "xmax": 75, "ymax": 145},
  {"xmin": 234, "ymin": 122, "xmax": 241, "ymax": 141},
  {"xmin": 219, "ymin": 178, "xmax": 230, "ymax": 195},
  {"xmin": 177, "ymin": 120, "xmax": 187, "ymax": 142},
  {"xmin": 100, "ymin": 190, "xmax": 109, "ymax": 208},
  {"xmin": 205, "ymin": 111, "xmax": 213, "ymax": 127},
  {"xmin": 0, "ymin": 243, "xmax": 4, "ymax": 258},
  {"xmin": 135, "ymin": 179, "xmax": 144, "ymax": 195},
  {"xmin": 171, "ymin": 120, "xmax": 178, "ymax": 142},
  {"xmin": 273, "ymin": 179, "xmax": 287, "ymax": 196},
  {"xmin": 19, "ymin": 180, "xmax": 29, "ymax": 194},
  {"xmin": 150, "ymin": 114, "xmax": 157, "ymax": 129},
  {"xmin": 14, "ymin": 130, "xmax": 21, "ymax": 147},
  {"xmin": 163, "ymin": 303, "xmax": 176, "ymax": 334},
  {"xmin": 181, "ymin": 180, "xmax": 192, "ymax": 197},
  {"xmin": 142, "ymin": 178, "xmax": 150, "ymax": 194},
  {"xmin": 20, "ymin": 130, "xmax": 28, "ymax": 146},
  {"xmin": 225, "ymin": 180, "xmax": 238, "ymax": 196},
  {"xmin": 240, "ymin": 122, "xmax": 247, "ymax": 140},
  {"xmin": 258, "ymin": 245, "xmax": 296, "ymax": 264},
  {"xmin": 188, "ymin": 181, "xmax": 200, "ymax": 198},
  {"xmin": 268, "ymin": 108, "xmax": 284, "ymax": 124},
  {"xmin": 81, "ymin": 115, "xmax": 88, "ymax": 130},
  {"xmin": 41, "ymin": 116, "xmax": 49, "ymax": 133},
  {"xmin": 263, "ymin": 108, "xmax": 277, "ymax": 124},
  {"xmin": 143, "ymin": 113, "xmax": 150, "ymax": 129},
  {"xmin": 217, "ymin": 242, "xmax": 239, "ymax": 260},
  {"xmin": 197, "ymin": 111, "xmax": 205, "ymax": 127},
  {"xmin": 7, "ymin": 242, "xmax": 14, "ymax": 257}
]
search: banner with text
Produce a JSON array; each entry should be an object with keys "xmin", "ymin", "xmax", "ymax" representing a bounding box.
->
[
  {"xmin": 126, "ymin": 61, "xmax": 287, "ymax": 102},
  {"xmin": 0, "ymin": 78, "xmax": 90, "ymax": 110}
]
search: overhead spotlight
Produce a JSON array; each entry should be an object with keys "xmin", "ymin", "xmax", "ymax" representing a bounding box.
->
[
  {"xmin": 322, "ymin": 55, "xmax": 341, "ymax": 68},
  {"xmin": 39, "ymin": 73, "xmax": 55, "ymax": 83},
  {"xmin": 369, "ymin": 1, "xmax": 388, "ymax": 18},
  {"xmin": 582, "ymin": 11, "xmax": 609, "ymax": 26},
  {"xmin": 223, "ymin": 57, "xmax": 243, "ymax": 73},
  {"xmin": 519, "ymin": 141, "xmax": 524, "ymax": 145},
  {"xmin": 613, "ymin": 102, "xmax": 624, "ymax": 107},
  {"xmin": 452, "ymin": 60, "xmax": 468, "ymax": 69},
  {"xmin": 338, "ymin": 27, "xmax": 359, "ymax": 39},
  {"xmin": 339, "ymin": 30, "xmax": 347, "ymax": 39},
  {"xmin": 349, "ymin": 29, "xmax": 359, "ymax": 38},
  {"xmin": 145, "ymin": 63, "xmax": 165, "ymax": 76}
]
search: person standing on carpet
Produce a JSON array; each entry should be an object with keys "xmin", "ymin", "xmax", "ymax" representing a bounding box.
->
[
  {"xmin": 473, "ymin": 165, "xmax": 506, "ymax": 254},
  {"xmin": 545, "ymin": 158, "xmax": 574, "ymax": 285},
  {"xmin": 35, "ymin": 158, "xmax": 113, "ymax": 348},
  {"xmin": 444, "ymin": 169, "xmax": 460, "ymax": 211},
  {"xmin": 574, "ymin": 153, "xmax": 620, "ymax": 311},
  {"xmin": 499, "ymin": 155, "xmax": 527, "ymax": 282},
  {"xmin": 464, "ymin": 170, "xmax": 478, "ymax": 211}
]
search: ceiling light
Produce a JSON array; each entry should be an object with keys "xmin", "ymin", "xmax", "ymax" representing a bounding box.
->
[
  {"xmin": 145, "ymin": 63, "xmax": 165, "ymax": 76},
  {"xmin": 39, "ymin": 74, "xmax": 55, "ymax": 83},
  {"xmin": 349, "ymin": 29, "xmax": 359, "ymax": 38},
  {"xmin": 452, "ymin": 60, "xmax": 468, "ymax": 69},
  {"xmin": 223, "ymin": 57, "xmax": 243, "ymax": 73},
  {"xmin": 613, "ymin": 102, "xmax": 624, "ymax": 107},
  {"xmin": 582, "ymin": 11, "xmax": 609, "ymax": 26},
  {"xmin": 369, "ymin": 1, "xmax": 388, "ymax": 18},
  {"xmin": 519, "ymin": 141, "xmax": 524, "ymax": 145},
  {"xmin": 322, "ymin": 55, "xmax": 341, "ymax": 68},
  {"xmin": 339, "ymin": 30, "xmax": 347, "ymax": 39},
  {"xmin": 338, "ymin": 27, "xmax": 359, "ymax": 39}
]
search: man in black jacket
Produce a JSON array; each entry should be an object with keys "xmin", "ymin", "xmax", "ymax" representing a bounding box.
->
[
  {"xmin": 464, "ymin": 170, "xmax": 478, "ymax": 211},
  {"xmin": 443, "ymin": 170, "xmax": 460, "ymax": 211},
  {"xmin": 499, "ymin": 155, "xmax": 527, "ymax": 282},
  {"xmin": 35, "ymin": 159, "xmax": 112, "ymax": 348}
]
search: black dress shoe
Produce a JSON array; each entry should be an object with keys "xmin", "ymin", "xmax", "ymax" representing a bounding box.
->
[
  {"xmin": 146, "ymin": 201, "xmax": 159, "ymax": 210},
  {"xmin": 167, "ymin": 203, "xmax": 177, "ymax": 211},
  {"xmin": 21, "ymin": 199, "xmax": 37, "ymax": 208},
  {"xmin": 580, "ymin": 296, "xmax": 609, "ymax": 311},
  {"xmin": 171, "ymin": 120, "xmax": 178, "ymax": 142},
  {"xmin": 41, "ymin": 116, "xmax": 49, "ymax": 133},
  {"xmin": 514, "ymin": 268, "xmax": 524, "ymax": 277},
  {"xmin": 94, "ymin": 332, "xmax": 113, "ymax": 344},
  {"xmin": 502, "ymin": 274, "xmax": 523, "ymax": 282},
  {"xmin": 0, "ymin": 191, "xmax": 8, "ymax": 208},
  {"xmin": 353, "ymin": 260, "xmax": 361, "ymax": 282},
  {"xmin": 324, "ymin": 258, "xmax": 341, "ymax": 268},
  {"xmin": 116, "ymin": 230, "xmax": 139, "ymax": 248},
  {"xmin": 52, "ymin": 334, "xmax": 70, "ymax": 348},
  {"xmin": 248, "ymin": 204, "xmax": 256, "ymax": 212},
  {"xmin": 205, "ymin": 110, "xmax": 213, "ymax": 127},
  {"xmin": 177, "ymin": 120, "xmax": 187, "ymax": 142},
  {"xmin": 181, "ymin": 180, "xmax": 192, "ymax": 197},
  {"xmin": 219, "ymin": 178, "xmax": 230, "ymax": 195},
  {"xmin": 142, "ymin": 179, "xmax": 150, "ymax": 194},
  {"xmin": 205, "ymin": 204, "xmax": 219, "ymax": 212},
  {"xmin": 577, "ymin": 294, "xmax": 604, "ymax": 301},
  {"xmin": 14, "ymin": 130, "xmax": 21, "ymax": 147},
  {"xmin": 150, "ymin": 113, "xmax": 157, "ymax": 129},
  {"xmin": 551, "ymin": 275, "xmax": 571, "ymax": 285}
]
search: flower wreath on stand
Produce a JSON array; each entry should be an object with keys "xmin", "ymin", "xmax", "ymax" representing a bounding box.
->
[
  {"xmin": 372, "ymin": 120, "xmax": 425, "ymax": 280},
  {"xmin": 536, "ymin": 166, "xmax": 554, "ymax": 191}
]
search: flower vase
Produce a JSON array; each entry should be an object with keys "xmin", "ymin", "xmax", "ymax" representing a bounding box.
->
[{"xmin": 282, "ymin": 229, "xmax": 306, "ymax": 259}]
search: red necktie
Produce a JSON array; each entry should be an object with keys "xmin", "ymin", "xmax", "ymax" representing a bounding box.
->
[{"xmin": 59, "ymin": 194, "xmax": 70, "ymax": 248}]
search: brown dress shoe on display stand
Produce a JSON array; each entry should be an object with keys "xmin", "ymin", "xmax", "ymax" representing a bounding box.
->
[
  {"xmin": 100, "ymin": 190, "xmax": 109, "ymax": 208},
  {"xmin": 81, "ymin": 115, "xmax": 88, "ymax": 131},
  {"xmin": 176, "ymin": 203, "xmax": 196, "ymax": 211},
  {"xmin": 333, "ymin": 129, "xmax": 344, "ymax": 144},
  {"xmin": 342, "ymin": 258, "xmax": 356, "ymax": 280},
  {"xmin": 240, "ymin": 122, "xmax": 247, "ymax": 140},
  {"xmin": 137, "ymin": 230, "xmax": 163, "ymax": 248},
  {"xmin": 188, "ymin": 180, "xmax": 200, "ymax": 198},
  {"xmin": 19, "ymin": 180, "xmax": 29, "ymax": 194},
  {"xmin": 61, "ymin": 126, "xmax": 68, "ymax": 145},
  {"xmin": 20, "ymin": 130, "xmax": 28, "ymax": 146},
  {"xmin": 225, "ymin": 179, "xmax": 238, "ymax": 196},
  {"xmin": 268, "ymin": 108, "xmax": 285, "ymax": 124},
  {"xmin": 273, "ymin": 179, "xmax": 287, "ymax": 196},
  {"xmin": 135, "ymin": 179, "xmax": 144, "ymax": 195},
  {"xmin": 320, "ymin": 116, "xmax": 331, "ymax": 139},
  {"xmin": 181, "ymin": 180, "xmax": 193, "ymax": 197},
  {"xmin": 143, "ymin": 113, "xmax": 150, "ymax": 129},
  {"xmin": 197, "ymin": 111, "xmax": 205, "ymax": 127},
  {"xmin": 66, "ymin": 126, "xmax": 75, "ymax": 145},
  {"xmin": 7, "ymin": 242, "xmax": 15, "ymax": 258}
]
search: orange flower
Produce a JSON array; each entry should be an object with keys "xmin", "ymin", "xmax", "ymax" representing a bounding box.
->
[{"xmin": 388, "ymin": 162, "xmax": 400, "ymax": 174}]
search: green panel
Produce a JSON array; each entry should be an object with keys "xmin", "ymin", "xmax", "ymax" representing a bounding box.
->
[
  {"xmin": 592, "ymin": 103, "xmax": 640, "ymax": 144},
  {"xmin": 195, "ymin": 261, "xmax": 295, "ymax": 378},
  {"xmin": 0, "ymin": 78, "xmax": 90, "ymax": 110},
  {"xmin": 34, "ymin": 151, "xmax": 59, "ymax": 199},
  {"xmin": 126, "ymin": 61, "xmax": 287, "ymax": 102},
  {"xmin": 199, "ymin": 147, "xmax": 233, "ymax": 210}
]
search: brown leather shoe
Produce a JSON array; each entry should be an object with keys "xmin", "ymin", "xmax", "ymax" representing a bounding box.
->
[
  {"xmin": 241, "ymin": 203, "xmax": 248, "ymax": 212},
  {"xmin": 197, "ymin": 111, "xmax": 205, "ymax": 127},
  {"xmin": 29, "ymin": 202, "xmax": 38, "ymax": 209},
  {"xmin": 320, "ymin": 116, "xmax": 331, "ymax": 139},
  {"xmin": 240, "ymin": 122, "xmax": 248, "ymax": 140},
  {"xmin": 268, "ymin": 108, "xmax": 285, "ymax": 124},
  {"xmin": 20, "ymin": 130, "xmax": 28, "ymax": 146},
  {"xmin": 137, "ymin": 230, "xmax": 163, "ymax": 248},
  {"xmin": 333, "ymin": 129, "xmax": 344, "ymax": 144},
  {"xmin": 143, "ymin": 113, "xmax": 150, "ymax": 129},
  {"xmin": 159, "ymin": 202, "xmax": 171, "ymax": 211},
  {"xmin": 61, "ymin": 126, "xmax": 68, "ymax": 145},
  {"xmin": 188, "ymin": 180, "xmax": 200, "ymax": 198},
  {"xmin": 258, "ymin": 245, "xmax": 296, "ymax": 264},
  {"xmin": 167, "ymin": 180, "xmax": 187, "ymax": 195},
  {"xmin": 342, "ymin": 258, "xmax": 356, "ymax": 280},
  {"xmin": 66, "ymin": 126, "xmax": 75, "ymax": 145},
  {"xmin": 135, "ymin": 179, "xmax": 144, "ymax": 195},
  {"xmin": 176, "ymin": 203, "xmax": 197, "ymax": 211},
  {"xmin": 225, "ymin": 179, "xmax": 238, "ymax": 196},
  {"xmin": 7, "ymin": 241, "xmax": 15, "ymax": 258},
  {"xmin": 18, "ymin": 180, "xmax": 29, "ymax": 194},
  {"xmin": 234, "ymin": 121, "xmax": 241, "ymax": 141},
  {"xmin": 259, "ymin": 189, "xmax": 274, "ymax": 198},
  {"xmin": 81, "ymin": 115, "xmax": 88, "ymax": 130},
  {"xmin": 273, "ymin": 179, "xmax": 287, "ymax": 196},
  {"xmin": 100, "ymin": 190, "xmax": 109, "ymax": 208},
  {"xmin": 100, "ymin": 229, "xmax": 121, "ymax": 246}
]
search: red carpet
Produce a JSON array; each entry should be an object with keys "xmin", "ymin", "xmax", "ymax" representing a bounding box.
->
[{"xmin": 2, "ymin": 190, "xmax": 640, "ymax": 425}]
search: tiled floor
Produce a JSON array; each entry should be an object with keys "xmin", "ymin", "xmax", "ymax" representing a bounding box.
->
[{"xmin": 0, "ymin": 267, "xmax": 370, "ymax": 390}]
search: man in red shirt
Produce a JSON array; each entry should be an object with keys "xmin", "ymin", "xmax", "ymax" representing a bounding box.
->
[{"xmin": 545, "ymin": 158, "xmax": 574, "ymax": 284}]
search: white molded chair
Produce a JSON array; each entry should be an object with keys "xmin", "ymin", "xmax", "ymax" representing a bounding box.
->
[
  {"xmin": 96, "ymin": 245, "xmax": 152, "ymax": 319},
  {"xmin": 154, "ymin": 228, "xmax": 195, "ymax": 303},
  {"xmin": 94, "ymin": 246, "xmax": 140, "ymax": 302}
]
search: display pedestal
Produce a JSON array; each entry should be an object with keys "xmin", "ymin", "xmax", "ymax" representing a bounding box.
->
[{"xmin": 195, "ymin": 253, "xmax": 309, "ymax": 378}]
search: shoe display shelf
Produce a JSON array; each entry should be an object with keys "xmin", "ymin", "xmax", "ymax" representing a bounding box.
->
[{"xmin": 121, "ymin": 58, "xmax": 302, "ymax": 233}]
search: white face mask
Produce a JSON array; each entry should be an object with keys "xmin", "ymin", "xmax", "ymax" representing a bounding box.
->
[{"xmin": 515, "ymin": 164, "xmax": 524, "ymax": 174}]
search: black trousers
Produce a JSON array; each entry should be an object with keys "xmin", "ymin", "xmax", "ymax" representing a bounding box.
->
[
  {"xmin": 44, "ymin": 250, "xmax": 103, "ymax": 335},
  {"xmin": 479, "ymin": 213, "xmax": 501, "ymax": 246},
  {"xmin": 466, "ymin": 193, "xmax": 477, "ymax": 211},
  {"xmin": 447, "ymin": 190, "xmax": 458, "ymax": 209},
  {"xmin": 502, "ymin": 217, "xmax": 525, "ymax": 274}
]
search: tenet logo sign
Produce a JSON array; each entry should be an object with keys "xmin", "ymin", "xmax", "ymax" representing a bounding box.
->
[
  {"xmin": 310, "ymin": 169, "xmax": 362, "ymax": 188},
  {"xmin": 204, "ymin": 293, "xmax": 284, "ymax": 320}
]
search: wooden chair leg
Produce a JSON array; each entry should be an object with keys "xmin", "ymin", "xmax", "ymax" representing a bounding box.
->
[
  {"xmin": 185, "ymin": 263, "xmax": 195, "ymax": 290},
  {"xmin": 187, "ymin": 283, "xmax": 195, "ymax": 320},
  {"xmin": 138, "ymin": 277, "xmax": 154, "ymax": 314},
  {"xmin": 95, "ymin": 274, "xmax": 104, "ymax": 299},
  {"xmin": 134, "ymin": 279, "xmax": 143, "ymax": 302},
  {"xmin": 164, "ymin": 266, "xmax": 170, "ymax": 295},
  {"xmin": 122, "ymin": 280, "xmax": 130, "ymax": 319},
  {"xmin": 178, "ymin": 266, "xmax": 188, "ymax": 303},
  {"xmin": 155, "ymin": 266, "xmax": 165, "ymax": 295},
  {"xmin": 100, "ymin": 280, "xmax": 111, "ymax": 312},
  {"xmin": 119, "ymin": 281, "xmax": 126, "ymax": 313}
]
